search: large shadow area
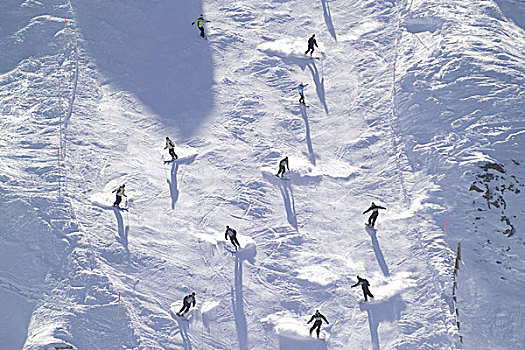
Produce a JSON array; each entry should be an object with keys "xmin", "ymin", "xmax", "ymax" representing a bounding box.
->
[
  {"xmin": 73, "ymin": 0, "xmax": 214, "ymax": 136},
  {"xmin": 360, "ymin": 295, "xmax": 406, "ymax": 350},
  {"xmin": 494, "ymin": 0, "xmax": 525, "ymax": 30}
]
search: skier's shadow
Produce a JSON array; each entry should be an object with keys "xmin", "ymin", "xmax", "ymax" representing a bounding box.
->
[
  {"xmin": 232, "ymin": 256, "xmax": 248, "ymax": 350},
  {"xmin": 359, "ymin": 295, "xmax": 406, "ymax": 350},
  {"xmin": 365, "ymin": 226, "xmax": 390, "ymax": 277},
  {"xmin": 170, "ymin": 311, "xmax": 193, "ymax": 350},
  {"xmin": 113, "ymin": 208, "xmax": 129, "ymax": 252},
  {"xmin": 306, "ymin": 61, "xmax": 328, "ymax": 114},
  {"xmin": 167, "ymin": 163, "xmax": 180, "ymax": 209},
  {"xmin": 300, "ymin": 105, "xmax": 316, "ymax": 166},
  {"xmin": 231, "ymin": 245, "xmax": 255, "ymax": 349},
  {"xmin": 278, "ymin": 334, "xmax": 328, "ymax": 350},
  {"xmin": 321, "ymin": 0, "xmax": 337, "ymax": 41},
  {"xmin": 166, "ymin": 154, "xmax": 197, "ymax": 209},
  {"xmin": 266, "ymin": 51, "xmax": 328, "ymax": 114},
  {"xmin": 279, "ymin": 180, "xmax": 298, "ymax": 230}
]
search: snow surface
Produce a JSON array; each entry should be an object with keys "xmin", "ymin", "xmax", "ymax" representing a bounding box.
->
[{"xmin": 1, "ymin": 0, "xmax": 524, "ymax": 349}]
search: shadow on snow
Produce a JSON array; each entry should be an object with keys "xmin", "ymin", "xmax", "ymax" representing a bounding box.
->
[
  {"xmin": 321, "ymin": 0, "xmax": 337, "ymax": 41},
  {"xmin": 262, "ymin": 50, "xmax": 328, "ymax": 114},
  {"xmin": 300, "ymin": 105, "xmax": 316, "ymax": 166},
  {"xmin": 166, "ymin": 153, "xmax": 197, "ymax": 209},
  {"xmin": 169, "ymin": 309, "xmax": 193, "ymax": 350},
  {"xmin": 231, "ymin": 244, "xmax": 256, "ymax": 349},
  {"xmin": 365, "ymin": 226, "xmax": 390, "ymax": 277},
  {"xmin": 73, "ymin": 0, "xmax": 214, "ymax": 136},
  {"xmin": 277, "ymin": 334, "xmax": 328, "ymax": 350},
  {"xmin": 113, "ymin": 208, "xmax": 129, "ymax": 252},
  {"xmin": 359, "ymin": 295, "xmax": 406, "ymax": 350}
]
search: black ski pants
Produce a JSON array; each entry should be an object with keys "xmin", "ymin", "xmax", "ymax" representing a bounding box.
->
[
  {"xmin": 114, "ymin": 195, "xmax": 122, "ymax": 207},
  {"xmin": 362, "ymin": 285, "xmax": 374, "ymax": 301},
  {"xmin": 299, "ymin": 93, "xmax": 305, "ymax": 104},
  {"xmin": 368, "ymin": 211, "xmax": 378, "ymax": 227},
  {"xmin": 199, "ymin": 26, "xmax": 205, "ymax": 38},
  {"xmin": 179, "ymin": 302, "xmax": 191, "ymax": 315},
  {"xmin": 231, "ymin": 236, "xmax": 240, "ymax": 250},
  {"xmin": 310, "ymin": 320, "xmax": 322, "ymax": 338},
  {"xmin": 305, "ymin": 46, "xmax": 315, "ymax": 56},
  {"xmin": 277, "ymin": 165, "xmax": 286, "ymax": 177},
  {"xmin": 169, "ymin": 148, "xmax": 178, "ymax": 160}
]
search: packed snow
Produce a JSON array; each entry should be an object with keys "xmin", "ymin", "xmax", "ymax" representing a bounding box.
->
[{"xmin": 1, "ymin": 0, "xmax": 523, "ymax": 349}]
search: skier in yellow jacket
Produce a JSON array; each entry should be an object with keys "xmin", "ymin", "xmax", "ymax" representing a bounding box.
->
[{"xmin": 192, "ymin": 14, "xmax": 210, "ymax": 38}]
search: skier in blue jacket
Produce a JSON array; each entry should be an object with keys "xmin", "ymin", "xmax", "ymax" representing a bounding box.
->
[{"xmin": 295, "ymin": 83, "xmax": 308, "ymax": 104}]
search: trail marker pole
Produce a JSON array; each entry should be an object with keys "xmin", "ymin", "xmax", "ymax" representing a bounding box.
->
[
  {"xmin": 65, "ymin": 17, "xmax": 72, "ymax": 45},
  {"xmin": 58, "ymin": 148, "xmax": 61, "ymax": 197},
  {"xmin": 58, "ymin": 81, "xmax": 62, "ymax": 197},
  {"xmin": 393, "ymin": 62, "xmax": 396, "ymax": 87},
  {"xmin": 452, "ymin": 242, "xmax": 462, "ymax": 343}
]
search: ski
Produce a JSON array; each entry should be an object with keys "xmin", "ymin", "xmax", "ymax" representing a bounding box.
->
[{"xmin": 114, "ymin": 206, "xmax": 129, "ymax": 212}]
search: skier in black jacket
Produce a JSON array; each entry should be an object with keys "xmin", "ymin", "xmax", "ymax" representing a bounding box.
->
[
  {"xmin": 276, "ymin": 156, "xmax": 289, "ymax": 177},
  {"xmin": 165, "ymin": 136, "xmax": 178, "ymax": 161},
  {"xmin": 112, "ymin": 184, "xmax": 127, "ymax": 208},
  {"xmin": 307, "ymin": 310, "xmax": 329, "ymax": 338},
  {"xmin": 177, "ymin": 292, "xmax": 196, "ymax": 316},
  {"xmin": 363, "ymin": 202, "xmax": 386, "ymax": 227},
  {"xmin": 351, "ymin": 276, "xmax": 374, "ymax": 301},
  {"xmin": 305, "ymin": 34, "xmax": 318, "ymax": 56},
  {"xmin": 225, "ymin": 225, "xmax": 241, "ymax": 251}
]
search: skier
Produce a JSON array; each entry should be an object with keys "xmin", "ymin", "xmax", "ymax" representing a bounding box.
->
[
  {"xmin": 192, "ymin": 14, "xmax": 210, "ymax": 38},
  {"xmin": 305, "ymin": 34, "xmax": 318, "ymax": 56},
  {"xmin": 351, "ymin": 275, "xmax": 374, "ymax": 301},
  {"xmin": 164, "ymin": 136, "xmax": 178, "ymax": 161},
  {"xmin": 112, "ymin": 184, "xmax": 127, "ymax": 208},
  {"xmin": 177, "ymin": 292, "xmax": 196, "ymax": 317},
  {"xmin": 363, "ymin": 202, "xmax": 386, "ymax": 227},
  {"xmin": 276, "ymin": 156, "xmax": 289, "ymax": 177},
  {"xmin": 295, "ymin": 83, "xmax": 308, "ymax": 105},
  {"xmin": 225, "ymin": 225, "xmax": 241, "ymax": 251},
  {"xmin": 307, "ymin": 310, "xmax": 329, "ymax": 339}
]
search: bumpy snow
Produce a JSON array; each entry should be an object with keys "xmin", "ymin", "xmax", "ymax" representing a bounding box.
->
[{"xmin": 1, "ymin": 0, "xmax": 523, "ymax": 349}]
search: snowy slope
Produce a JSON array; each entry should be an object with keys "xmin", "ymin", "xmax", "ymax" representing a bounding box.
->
[
  {"xmin": 0, "ymin": 0, "xmax": 523, "ymax": 349},
  {"xmin": 394, "ymin": 0, "xmax": 525, "ymax": 348}
]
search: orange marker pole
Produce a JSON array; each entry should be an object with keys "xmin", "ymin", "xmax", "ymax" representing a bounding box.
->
[
  {"xmin": 65, "ymin": 17, "xmax": 72, "ymax": 45},
  {"xmin": 58, "ymin": 81, "xmax": 61, "ymax": 197},
  {"xmin": 58, "ymin": 147, "xmax": 60, "ymax": 197}
]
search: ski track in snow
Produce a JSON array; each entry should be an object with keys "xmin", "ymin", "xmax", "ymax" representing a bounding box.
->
[{"xmin": 1, "ymin": 0, "xmax": 524, "ymax": 349}]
